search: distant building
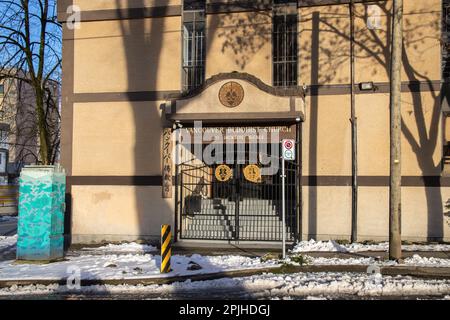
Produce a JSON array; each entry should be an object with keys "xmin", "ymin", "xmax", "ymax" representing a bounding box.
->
[{"xmin": 0, "ymin": 74, "xmax": 60, "ymax": 184}]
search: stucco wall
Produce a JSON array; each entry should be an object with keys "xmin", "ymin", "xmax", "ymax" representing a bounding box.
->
[
  {"xmin": 61, "ymin": 0, "xmax": 450, "ymax": 243},
  {"xmin": 73, "ymin": 16, "xmax": 182, "ymax": 93},
  {"xmin": 71, "ymin": 185, "xmax": 174, "ymax": 244},
  {"xmin": 72, "ymin": 101, "xmax": 165, "ymax": 176}
]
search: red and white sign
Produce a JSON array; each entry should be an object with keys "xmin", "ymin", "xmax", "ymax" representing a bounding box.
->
[{"xmin": 282, "ymin": 139, "xmax": 296, "ymax": 160}]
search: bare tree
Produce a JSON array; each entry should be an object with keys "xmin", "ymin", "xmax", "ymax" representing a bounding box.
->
[{"xmin": 0, "ymin": 0, "xmax": 61, "ymax": 165}]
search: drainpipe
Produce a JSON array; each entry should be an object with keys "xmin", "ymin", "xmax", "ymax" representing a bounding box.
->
[{"xmin": 350, "ymin": 1, "xmax": 358, "ymax": 243}]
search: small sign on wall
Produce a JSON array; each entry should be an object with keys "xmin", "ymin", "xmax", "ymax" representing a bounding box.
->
[{"xmin": 162, "ymin": 128, "xmax": 173, "ymax": 198}]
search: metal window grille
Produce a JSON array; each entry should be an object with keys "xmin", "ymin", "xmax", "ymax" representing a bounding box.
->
[
  {"xmin": 184, "ymin": 0, "xmax": 205, "ymax": 11},
  {"xmin": 273, "ymin": 6, "xmax": 298, "ymax": 88},
  {"xmin": 273, "ymin": 0, "xmax": 293, "ymax": 4},
  {"xmin": 177, "ymin": 143, "xmax": 299, "ymax": 242},
  {"xmin": 182, "ymin": 5, "xmax": 206, "ymax": 92},
  {"xmin": 443, "ymin": 0, "xmax": 450, "ymax": 81}
]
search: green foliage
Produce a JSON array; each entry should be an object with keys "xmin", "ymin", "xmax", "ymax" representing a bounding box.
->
[
  {"xmin": 260, "ymin": 253, "xmax": 281, "ymax": 262},
  {"xmin": 288, "ymin": 254, "xmax": 311, "ymax": 266}
]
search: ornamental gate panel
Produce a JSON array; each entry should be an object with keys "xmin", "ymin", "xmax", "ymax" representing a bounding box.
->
[{"xmin": 177, "ymin": 144, "xmax": 298, "ymax": 242}]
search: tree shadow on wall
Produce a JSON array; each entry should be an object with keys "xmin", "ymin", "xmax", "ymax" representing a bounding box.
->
[
  {"xmin": 216, "ymin": 2, "xmax": 445, "ymax": 241},
  {"xmin": 303, "ymin": 3, "xmax": 444, "ymax": 241},
  {"xmin": 115, "ymin": 0, "xmax": 172, "ymax": 243}
]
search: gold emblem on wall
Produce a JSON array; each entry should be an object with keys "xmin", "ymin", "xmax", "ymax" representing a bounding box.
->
[
  {"xmin": 215, "ymin": 164, "xmax": 232, "ymax": 182},
  {"xmin": 218, "ymin": 81, "xmax": 244, "ymax": 108},
  {"xmin": 243, "ymin": 164, "xmax": 262, "ymax": 183}
]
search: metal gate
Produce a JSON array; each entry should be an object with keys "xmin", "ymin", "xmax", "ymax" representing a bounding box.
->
[{"xmin": 177, "ymin": 144, "xmax": 299, "ymax": 242}]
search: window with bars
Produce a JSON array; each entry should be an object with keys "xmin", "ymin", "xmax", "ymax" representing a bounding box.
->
[
  {"xmin": 184, "ymin": 0, "xmax": 205, "ymax": 10},
  {"xmin": 182, "ymin": 2, "xmax": 206, "ymax": 92},
  {"xmin": 443, "ymin": 0, "xmax": 450, "ymax": 81},
  {"xmin": 272, "ymin": 4, "xmax": 298, "ymax": 88}
]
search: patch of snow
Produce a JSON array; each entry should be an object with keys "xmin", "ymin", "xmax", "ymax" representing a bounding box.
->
[
  {"xmin": 0, "ymin": 235, "xmax": 17, "ymax": 255},
  {"xmin": 82, "ymin": 242, "xmax": 157, "ymax": 254},
  {"xmin": 0, "ymin": 253, "xmax": 278, "ymax": 281},
  {"xmin": 0, "ymin": 237, "xmax": 449, "ymax": 284},
  {"xmin": 403, "ymin": 255, "xmax": 450, "ymax": 268},
  {"xmin": 291, "ymin": 240, "xmax": 348, "ymax": 253},
  {"xmin": 0, "ymin": 216, "xmax": 18, "ymax": 223},
  {"xmin": 0, "ymin": 272, "xmax": 449, "ymax": 299},
  {"xmin": 292, "ymin": 239, "xmax": 450, "ymax": 253},
  {"xmin": 288, "ymin": 254, "xmax": 450, "ymax": 268}
]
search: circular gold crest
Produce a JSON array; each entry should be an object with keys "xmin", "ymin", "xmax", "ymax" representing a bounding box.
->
[
  {"xmin": 215, "ymin": 164, "xmax": 232, "ymax": 182},
  {"xmin": 218, "ymin": 81, "xmax": 244, "ymax": 108},
  {"xmin": 243, "ymin": 164, "xmax": 262, "ymax": 183}
]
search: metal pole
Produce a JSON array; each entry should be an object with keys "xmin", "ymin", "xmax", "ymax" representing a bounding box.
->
[
  {"xmin": 174, "ymin": 126, "xmax": 179, "ymax": 243},
  {"xmin": 282, "ymin": 157, "xmax": 286, "ymax": 259},
  {"xmin": 389, "ymin": 0, "xmax": 403, "ymax": 261},
  {"xmin": 296, "ymin": 123, "xmax": 302, "ymax": 241}
]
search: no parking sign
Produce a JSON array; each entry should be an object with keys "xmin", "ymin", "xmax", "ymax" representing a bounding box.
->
[{"xmin": 282, "ymin": 139, "xmax": 296, "ymax": 161}]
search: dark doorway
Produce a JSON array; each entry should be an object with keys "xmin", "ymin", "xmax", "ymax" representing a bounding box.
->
[{"xmin": 177, "ymin": 142, "xmax": 298, "ymax": 242}]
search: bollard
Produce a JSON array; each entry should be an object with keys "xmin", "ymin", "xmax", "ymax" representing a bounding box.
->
[{"xmin": 161, "ymin": 224, "xmax": 172, "ymax": 273}]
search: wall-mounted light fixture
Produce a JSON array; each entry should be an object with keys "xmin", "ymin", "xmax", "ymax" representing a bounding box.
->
[
  {"xmin": 359, "ymin": 82, "xmax": 375, "ymax": 91},
  {"xmin": 367, "ymin": 5, "xmax": 382, "ymax": 30}
]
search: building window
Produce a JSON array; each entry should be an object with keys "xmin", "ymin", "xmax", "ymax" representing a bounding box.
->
[
  {"xmin": 0, "ymin": 84, "xmax": 4, "ymax": 95},
  {"xmin": 182, "ymin": 1, "xmax": 206, "ymax": 92},
  {"xmin": 272, "ymin": 2, "xmax": 298, "ymax": 88},
  {"xmin": 443, "ymin": 0, "xmax": 450, "ymax": 81}
]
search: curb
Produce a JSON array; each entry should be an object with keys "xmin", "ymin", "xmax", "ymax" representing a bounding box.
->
[{"xmin": 0, "ymin": 265, "xmax": 449, "ymax": 289}]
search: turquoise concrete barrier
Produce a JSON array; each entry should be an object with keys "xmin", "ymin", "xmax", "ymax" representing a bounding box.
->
[{"xmin": 16, "ymin": 165, "xmax": 66, "ymax": 261}]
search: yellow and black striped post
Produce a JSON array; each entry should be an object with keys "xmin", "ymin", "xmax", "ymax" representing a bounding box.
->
[{"xmin": 161, "ymin": 224, "xmax": 172, "ymax": 273}]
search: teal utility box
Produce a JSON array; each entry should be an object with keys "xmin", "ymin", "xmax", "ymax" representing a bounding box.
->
[{"xmin": 16, "ymin": 165, "xmax": 66, "ymax": 261}]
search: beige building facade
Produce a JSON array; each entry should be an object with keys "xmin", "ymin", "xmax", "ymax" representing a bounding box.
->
[{"xmin": 58, "ymin": 0, "xmax": 450, "ymax": 244}]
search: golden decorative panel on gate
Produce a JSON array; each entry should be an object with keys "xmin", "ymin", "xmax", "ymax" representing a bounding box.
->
[
  {"xmin": 215, "ymin": 165, "xmax": 233, "ymax": 182},
  {"xmin": 243, "ymin": 164, "xmax": 262, "ymax": 183}
]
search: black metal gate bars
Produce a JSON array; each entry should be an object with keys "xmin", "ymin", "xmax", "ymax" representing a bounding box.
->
[{"xmin": 177, "ymin": 143, "xmax": 299, "ymax": 242}]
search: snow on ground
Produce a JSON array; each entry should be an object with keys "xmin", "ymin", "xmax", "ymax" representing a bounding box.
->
[
  {"xmin": 292, "ymin": 239, "xmax": 450, "ymax": 253},
  {"xmin": 0, "ymin": 216, "xmax": 18, "ymax": 223},
  {"xmin": 0, "ymin": 253, "xmax": 279, "ymax": 281},
  {"xmin": 0, "ymin": 272, "xmax": 449, "ymax": 299},
  {"xmin": 81, "ymin": 242, "xmax": 157, "ymax": 254},
  {"xmin": 0, "ymin": 237, "xmax": 449, "ymax": 282},
  {"xmin": 0, "ymin": 235, "xmax": 16, "ymax": 256},
  {"xmin": 294, "ymin": 255, "xmax": 450, "ymax": 268},
  {"xmin": 402, "ymin": 255, "xmax": 450, "ymax": 268},
  {"xmin": 148, "ymin": 272, "xmax": 450, "ymax": 299},
  {"xmin": 0, "ymin": 250, "xmax": 448, "ymax": 282}
]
